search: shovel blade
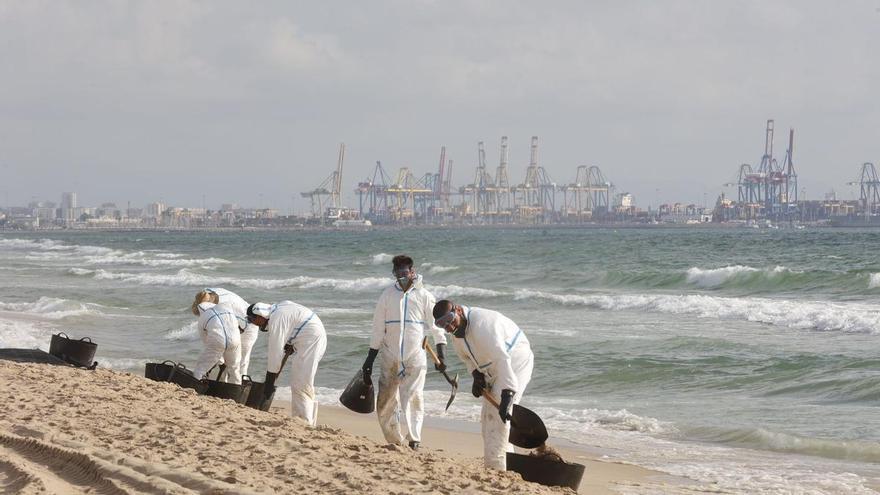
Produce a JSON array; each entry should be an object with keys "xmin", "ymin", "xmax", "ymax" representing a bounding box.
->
[
  {"xmin": 508, "ymin": 404, "xmax": 549, "ymax": 449},
  {"xmin": 442, "ymin": 372, "xmax": 458, "ymax": 411}
]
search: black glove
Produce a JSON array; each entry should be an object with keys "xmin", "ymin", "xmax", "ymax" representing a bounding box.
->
[
  {"xmin": 263, "ymin": 371, "xmax": 278, "ymax": 400},
  {"xmin": 471, "ymin": 370, "xmax": 487, "ymax": 398},
  {"xmin": 362, "ymin": 348, "xmax": 379, "ymax": 381},
  {"xmin": 435, "ymin": 344, "xmax": 447, "ymax": 372},
  {"xmin": 498, "ymin": 389, "xmax": 515, "ymax": 423}
]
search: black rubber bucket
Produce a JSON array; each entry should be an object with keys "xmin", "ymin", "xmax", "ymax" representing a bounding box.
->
[
  {"xmin": 205, "ymin": 376, "xmax": 252, "ymax": 404},
  {"xmin": 506, "ymin": 452, "xmax": 585, "ymax": 490},
  {"xmin": 49, "ymin": 333, "xmax": 97, "ymax": 368},
  {"xmin": 144, "ymin": 361, "xmax": 208, "ymax": 394},
  {"xmin": 245, "ymin": 380, "xmax": 276, "ymax": 411}
]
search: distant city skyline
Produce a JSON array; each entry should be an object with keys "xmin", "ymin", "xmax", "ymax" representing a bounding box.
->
[{"xmin": 2, "ymin": 2, "xmax": 878, "ymax": 211}]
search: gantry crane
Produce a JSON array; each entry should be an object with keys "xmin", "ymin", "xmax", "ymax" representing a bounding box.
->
[{"xmin": 302, "ymin": 143, "xmax": 345, "ymax": 221}]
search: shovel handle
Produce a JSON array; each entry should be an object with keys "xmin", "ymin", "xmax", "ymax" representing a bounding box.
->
[
  {"xmin": 482, "ymin": 390, "xmax": 501, "ymax": 409},
  {"xmin": 423, "ymin": 337, "xmax": 441, "ymax": 365}
]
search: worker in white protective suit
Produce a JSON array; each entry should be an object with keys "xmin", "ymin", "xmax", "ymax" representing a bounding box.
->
[
  {"xmin": 432, "ymin": 299, "xmax": 534, "ymax": 470},
  {"xmin": 191, "ymin": 288, "xmax": 259, "ymax": 377},
  {"xmin": 361, "ymin": 254, "xmax": 447, "ymax": 450},
  {"xmin": 247, "ymin": 301, "xmax": 327, "ymax": 426},
  {"xmin": 192, "ymin": 301, "xmax": 243, "ymax": 384}
]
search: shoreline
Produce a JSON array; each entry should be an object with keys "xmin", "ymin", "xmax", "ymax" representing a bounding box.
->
[
  {"xmin": 0, "ymin": 220, "xmax": 853, "ymax": 234},
  {"xmin": 275, "ymin": 400, "xmax": 701, "ymax": 495},
  {"xmin": 0, "ymin": 359, "xmax": 701, "ymax": 494}
]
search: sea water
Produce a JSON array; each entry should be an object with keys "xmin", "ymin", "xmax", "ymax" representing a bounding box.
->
[{"xmin": 1, "ymin": 228, "xmax": 879, "ymax": 494}]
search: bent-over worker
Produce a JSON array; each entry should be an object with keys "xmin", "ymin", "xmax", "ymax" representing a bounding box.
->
[
  {"xmin": 192, "ymin": 301, "xmax": 243, "ymax": 384},
  {"xmin": 432, "ymin": 299, "xmax": 534, "ymax": 470},
  {"xmin": 192, "ymin": 287, "xmax": 259, "ymax": 376},
  {"xmin": 247, "ymin": 301, "xmax": 327, "ymax": 426}
]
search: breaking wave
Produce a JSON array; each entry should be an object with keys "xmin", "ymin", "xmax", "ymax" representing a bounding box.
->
[
  {"xmin": 77, "ymin": 268, "xmax": 392, "ymax": 292},
  {"xmin": 514, "ymin": 290, "xmax": 880, "ymax": 333},
  {"xmin": 420, "ymin": 263, "xmax": 459, "ymax": 275},
  {"xmin": 603, "ymin": 265, "xmax": 880, "ymax": 293},
  {"xmin": 82, "ymin": 252, "xmax": 230, "ymax": 267},
  {"xmin": 0, "ymin": 297, "xmax": 102, "ymax": 319},
  {"xmin": 428, "ymin": 284, "xmax": 505, "ymax": 299},
  {"xmin": 163, "ymin": 321, "xmax": 200, "ymax": 341},
  {"xmin": 685, "ymin": 425, "xmax": 880, "ymax": 464},
  {"xmin": 0, "ymin": 317, "xmax": 52, "ymax": 350},
  {"xmin": 685, "ymin": 265, "xmax": 790, "ymax": 287},
  {"xmin": 371, "ymin": 253, "xmax": 394, "ymax": 265},
  {"xmin": 2, "ymin": 238, "xmax": 225, "ymax": 268}
]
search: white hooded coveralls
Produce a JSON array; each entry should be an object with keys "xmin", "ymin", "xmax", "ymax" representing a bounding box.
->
[
  {"xmin": 370, "ymin": 275, "xmax": 447, "ymax": 445},
  {"xmin": 193, "ymin": 302, "xmax": 243, "ymax": 384},
  {"xmin": 264, "ymin": 301, "xmax": 327, "ymax": 426},
  {"xmin": 450, "ymin": 306, "xmax": 534, "ymax": 470},
  {"xmin": 205, "ymin": 287, "xmax": 259, "ymax": 377}
]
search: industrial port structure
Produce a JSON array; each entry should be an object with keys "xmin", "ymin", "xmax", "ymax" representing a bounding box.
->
[
  {"xmin": 302, "ymin": 136, "xmax": 614, "ymax": 225},
  {"xmin": 300, "ymin": 124, "xmax": 879, "ymax": 225}
]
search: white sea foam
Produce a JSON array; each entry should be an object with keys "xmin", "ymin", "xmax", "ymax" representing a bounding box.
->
[
  {"xmin": 869, "ymin": 273, "xmax": 880, "ymax": 289},
  {"xmin": 371, "ymin": 253, "xmax": 394, "ymax": 265},
  {"xmin": 84, "ymin": 268, "xmax": 392, "ymax": 293},
  {"xmin": 0, "ymin": 316, "xmax": 52, "ymax": 350},
  {"xmin": 685, "ymin": 265, "xmax": 791, "ymax": 287},
  {"xmin": 83, "ymin": 252, "xmax": 230, "ymax": 268},
  {"xmin": 163, "ymin": 321, "xmax": 200, "ymax": 341},
  {"xmin": 68, "ymin": 267, "xmax": 95, "ymax": 275},
  {"xmin": 4, "ymin": 238, "xmax": 222, "ymax": 268},
  {"xmin": 539, "ymin": 406, "xmax": 669, "ymax": 434},
  {"xmin": 514, "ymin": 290, "xmax": 880, "ymax": 334},
  {"xmin": 99, "ymin": 357, "xmax": 152, "ymax": 371},
  {"xmin": 420, "ymin": 263, "xmax": 459, "ymax": 275},
  {"xmin": 92, "ymin": 268, "xmax": 223, "ymax": 286},
  {"xmin": 429, "ymin": 284, "xmax": 504, "ymax": 299},
  {"xmin": 0, "ymin": 297, "xmax": 101, "ymax": 320}
]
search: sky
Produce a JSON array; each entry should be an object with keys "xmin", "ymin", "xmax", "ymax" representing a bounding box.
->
[{"xmin": 1, "ymin": 0, "xmax": 878, "ymax": 213}]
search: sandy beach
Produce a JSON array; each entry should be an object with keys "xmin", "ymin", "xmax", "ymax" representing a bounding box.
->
[{"xmin": 0, "ymin": 360, "xmax": 695, "ymax": 494}]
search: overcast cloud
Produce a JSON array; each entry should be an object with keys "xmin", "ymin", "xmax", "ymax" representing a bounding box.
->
[{"xmin": 1, "ymin": 0, "xmax": 878, "ymax": 211}]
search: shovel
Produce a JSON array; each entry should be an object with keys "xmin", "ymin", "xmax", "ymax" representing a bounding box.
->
[
  {"xmin": 482, "ymin": 390, "xmax": 549, "ymax": 449},
  {"xmin": 422, "ymin": 337, "xmax": 458, "ymax": 411}
]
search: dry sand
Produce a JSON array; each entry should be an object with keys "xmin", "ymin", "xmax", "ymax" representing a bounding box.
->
[{"xmin": 0, "ymin": 361, "xmax": 696, "ymax": 494}]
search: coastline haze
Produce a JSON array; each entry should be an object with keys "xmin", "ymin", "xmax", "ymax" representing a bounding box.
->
[{"xmin": 2, "ymin": 1, "xmax": 878, "ymax": 210}]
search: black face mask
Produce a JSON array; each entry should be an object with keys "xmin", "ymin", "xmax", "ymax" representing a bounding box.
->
[{"xmin": 453, "ymin": 319, "xmax": 467, "ymax": 338}]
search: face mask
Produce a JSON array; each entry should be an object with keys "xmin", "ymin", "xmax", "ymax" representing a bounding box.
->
[{"xmin": 393, "ymin": 268, "xmax": 413, "ymax": 286}]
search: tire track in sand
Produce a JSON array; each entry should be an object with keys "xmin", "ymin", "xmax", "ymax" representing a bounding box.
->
[
  {"xmin": 0, "ymin": 433, "xmax": 131, "ymax": 494},
  {"xmin": 0, "ymin": 457, "xmax": 39, "ymax": 494},
  {"xmin": 0, "ymin": 432, "xmax": 255, "ymax": 494}
]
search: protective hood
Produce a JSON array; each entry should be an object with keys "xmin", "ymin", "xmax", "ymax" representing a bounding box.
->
[
  {"xmin": 249, "ymin": 302, "xmax": 273, "ymax": 318},
  {"xmin": 196, "ymin": 302, "xmax": 216, "ymax": 315}
]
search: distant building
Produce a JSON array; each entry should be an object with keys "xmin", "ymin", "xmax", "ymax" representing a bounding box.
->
[
  {"xmin": 61, "ymin": 192, "xmax": 77, "ymax": 209},
  {"xmin": 61, "ymin": 192, "xmax": 77, "ymax": 223},
  {"xmin": 145, "ymin": 202, "xmax": 165, "ymax": 219},
  {"xmin": 97, "ymin": 203, "xmax": 120, "ymax": 219}
]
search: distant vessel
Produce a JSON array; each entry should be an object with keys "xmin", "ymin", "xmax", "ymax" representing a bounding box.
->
[{"xmin": 333, "ymin": 219, "xmax": 372, "ymax": 228}]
